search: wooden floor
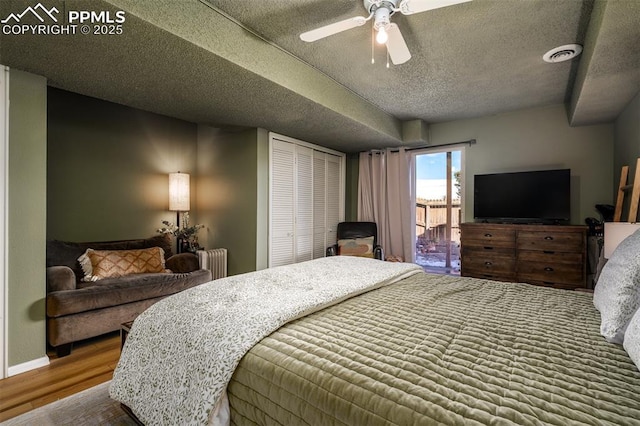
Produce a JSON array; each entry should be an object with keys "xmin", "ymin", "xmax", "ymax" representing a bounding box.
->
[{"xmin": 0, "ymin": 332, "xmax": 121, "ymax": 422}]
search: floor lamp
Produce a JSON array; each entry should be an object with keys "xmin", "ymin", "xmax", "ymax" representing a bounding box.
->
[{"xmin": 169, "ymin": 172, "xmax": 190, "ymax": 253}]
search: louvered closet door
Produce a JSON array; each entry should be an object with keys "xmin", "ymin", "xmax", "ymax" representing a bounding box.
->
[
  {"xmin": 296, "ymin": 146, "xmax": 314, "ymax": 262},
  {"xmin": 269, "ymin": 134, "xmax": 345, "ymax": 268},
  {"xmin": 325, "ymin": 153, "xmax": 342, "ymax": 248},
  {"xmin": 270, "ymin": 140, "xmax": 296, "ymax": 267},
  {"xmin": 313, "ymin": 151, "xmax": 327, "ymax": 258}
]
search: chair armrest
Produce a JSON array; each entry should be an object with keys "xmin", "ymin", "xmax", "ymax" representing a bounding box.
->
[
  {"xmin": 46, "ymin": 266, "xmax": 77, "ymax": 292},
  {"xmin": 326, "ymin": 244, "xmax": 338, "ymax": 257},
  {"xmin": 166, "ymin": 253, "xmax": 199, "ymax": 273},
  {"xmin": 374, "ymin": 245, "xmax": 384, "ymax": 261}
]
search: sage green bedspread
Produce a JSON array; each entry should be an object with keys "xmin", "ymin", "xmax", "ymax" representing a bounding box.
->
[{"xmin": 228, "ymin": 273, "xmax": 640, "ymax": 425}]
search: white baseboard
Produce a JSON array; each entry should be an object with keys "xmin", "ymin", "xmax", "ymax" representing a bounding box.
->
[{"xmin": 7, "ymin": 355, "xmax": 49, "ymax": 377}]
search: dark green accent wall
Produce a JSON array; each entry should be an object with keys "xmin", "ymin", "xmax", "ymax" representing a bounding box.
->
[
  {"xmin": 47, "ymin": 88, "xmax": 199, "ymax": 242},
  {"xmin": 196, "ymin": 127, "xmax": 264, "ymax": 276},
  {"xmin": 47, "ymin": 89, "xmax": 270, "ymax": 278}
]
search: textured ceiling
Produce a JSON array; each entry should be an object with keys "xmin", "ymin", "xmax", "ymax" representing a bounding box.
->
[{"xmin": 0, "ymin": 0, "xmax": 638, "ymax": 153}]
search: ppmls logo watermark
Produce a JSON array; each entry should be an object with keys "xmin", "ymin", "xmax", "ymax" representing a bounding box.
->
[{"xmin": 1, "ymin": 2, "xmax": 126, "ymax": 35}]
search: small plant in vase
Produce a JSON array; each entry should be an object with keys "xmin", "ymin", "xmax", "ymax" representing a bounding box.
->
[{"xmin": 157, "ymin": 212, "xmax": 205, "ymax": 253}]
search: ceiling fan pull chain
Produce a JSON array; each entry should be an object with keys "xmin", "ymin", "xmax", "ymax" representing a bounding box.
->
[
  {"xmin": 386, "ymin": 48, "xmax": 390, "ymax": 68},
  {"xmin": 371, "ymin": 25, "xmax": 375, "ymax": 64}
]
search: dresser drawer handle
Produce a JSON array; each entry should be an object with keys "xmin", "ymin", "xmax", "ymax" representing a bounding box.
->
[
  {"xmin": 483, "ymin": 246, "xmax": 494, "ymax": 250},
  {"xmin": 484, "ymin": 233, "xmax": 492, "ymax": 238},
  {"xmin": 543, "ymin": 250, "xmax": 555, "ymax": 254},
  {"xmin": 484, "ymin": 261, "xmax": 493, "ymax": 266},
  {"xmin": 544, "ymin": 236, "xmax": 554, "ymax": 240},
  {"xmin": 544, "ymin": 267, "xmax": 554, "ymax": 272}
]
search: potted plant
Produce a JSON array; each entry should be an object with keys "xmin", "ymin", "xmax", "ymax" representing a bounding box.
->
[{"xmin": 157, "ymin": 212, "xmax": 204, "ymax": 253}]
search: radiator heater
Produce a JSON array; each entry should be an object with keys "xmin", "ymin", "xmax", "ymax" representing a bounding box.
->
[{"xmin": 197, "ymin": 248, "xmax": 228, "ymax": 280}]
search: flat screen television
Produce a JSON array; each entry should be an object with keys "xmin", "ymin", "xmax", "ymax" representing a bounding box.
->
[{"xmin": 474, "ymin": 169, "xmax": 571, "ymax": 224}]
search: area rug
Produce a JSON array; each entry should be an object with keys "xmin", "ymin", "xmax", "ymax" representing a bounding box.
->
[{"xmin": 1, "ymin": 381, "xmax": 136, "ymax": 425}]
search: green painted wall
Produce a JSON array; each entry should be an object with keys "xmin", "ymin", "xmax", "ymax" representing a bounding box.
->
[
  {"xmin": 255, "ymin": 128, "xmax": 269, "ymax": 271},
  {"xmin": 47, "ymin": 87, "xmax": 270, "ymax": 276},
  {"xmin": 47, "ymin": 88, "xmax": 199, "ymax": 243},
  {"xmin": 433, "ymin": 104, "xmax": 613, "ymax": 224},
  {"xmin": 197, "ymin": 126, "xmax": 263, "ymax": 276},
  {"xmin": 614, "ymin": 92, "xmax": 640, "ymax": 217},
  {"xmin": 345, "ymin": 153, "xmax": 359, "ymax": 221},
  {"xmin": 8, "ymin": 69, "xmax": 47, "ymax": 366},
  {"xmin": 345, "ymin": 104, "xmax": 614, "ymax": 225}
]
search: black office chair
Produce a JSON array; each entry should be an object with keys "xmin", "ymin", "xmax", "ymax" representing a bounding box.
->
[{"xmin": 326, "ymin": 222, "xmax": 384, "ymax": 260}]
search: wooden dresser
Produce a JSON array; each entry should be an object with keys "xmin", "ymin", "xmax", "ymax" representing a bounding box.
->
[{"xmin": 460, "ymin": 223, "xmax": 587, "ymax": 289}]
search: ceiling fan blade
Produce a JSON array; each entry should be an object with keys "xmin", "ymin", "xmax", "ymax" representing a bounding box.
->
[
  {"xmin": 386, "ymin": 24, "xmax": 411, "ymax": 65},
  {"xmin": 399, "ymin": 0, "xmax": 472, "ymax": 15},
  {"xmin": 300, "ymin": 16, "xmax": 368, "ymax": 42}
]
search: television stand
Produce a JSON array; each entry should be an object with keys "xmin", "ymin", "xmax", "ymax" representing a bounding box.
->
[{"xmin": 460, "ymin": 222, "xmax": 587, "ymax": 289}]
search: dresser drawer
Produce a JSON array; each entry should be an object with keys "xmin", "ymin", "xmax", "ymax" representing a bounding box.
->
[
  {"xmin": 461, "ymin": 226, "xmax": 516, "ymax": 249},
  {"xmin": 517, "ymin": 231, "xmax": 583, "ymax": 252},
  {"xmin": 518, "ymin": 250, "xmax": 582, "ymax": 264},
  {"xmin": 517, "ymin": 251, "xmax": 583, "ymax": 285},
  {"xmin": 462, "ymin": 248, "xmax": 516, "ymax": 281}
]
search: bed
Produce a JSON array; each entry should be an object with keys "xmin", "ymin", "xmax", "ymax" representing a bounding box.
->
[{"xmin": 110, "ymin": 247, "xmax": 640, "ymax": 425}]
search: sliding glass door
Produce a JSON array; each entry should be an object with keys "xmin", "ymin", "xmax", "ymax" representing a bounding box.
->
[{"xmin": 413, "ymin": 148, "xmax": 463, "ymax": 274}]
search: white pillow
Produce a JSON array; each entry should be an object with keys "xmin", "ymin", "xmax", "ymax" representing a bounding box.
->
[
  {"xmin": 624, "ymin": 307, "xmax": 640, "ymax": 370},
  {"xmin": 593, "ymin": 228, "xmax": 640, "ymax": 344}
]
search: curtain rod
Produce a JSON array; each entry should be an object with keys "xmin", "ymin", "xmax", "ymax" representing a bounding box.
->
[{"xmin": 366, "ymin": 139, "xmax": 476, "ymax": 154}]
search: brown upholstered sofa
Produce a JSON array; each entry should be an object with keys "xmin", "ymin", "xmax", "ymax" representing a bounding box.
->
[{"xmin": 46, "ymin": 235, "xmax": 212, "ymax": 356}]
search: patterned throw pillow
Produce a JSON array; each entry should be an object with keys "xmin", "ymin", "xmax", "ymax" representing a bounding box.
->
[
  {"xmin": 593, "ymin": 229, "xmax": 640, "ymax": 344},
  {"xmin": 78, "ymin": 247, "xmax": 167, "ymax": 281},
  {"xmin": 338, "ymin": 237, "xmax": 374, "ymax": 258}
]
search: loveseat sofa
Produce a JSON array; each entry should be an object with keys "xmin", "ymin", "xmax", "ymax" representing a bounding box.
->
[{"xmin": 46, "ymin": 235, "xmax": 212, "ymax": 356}]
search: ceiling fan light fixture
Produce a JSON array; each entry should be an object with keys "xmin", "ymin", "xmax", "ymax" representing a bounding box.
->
[
  {"xmin": 376, "ymin": 26, "xmax": 389, "ymax": 44},
  {"xmin": 373, "ymin": 5, "xmax": 391, "ymax": 44},
  {"xmin": 300, "ymin": 0, "xmax": 471, "ymax": 65}
]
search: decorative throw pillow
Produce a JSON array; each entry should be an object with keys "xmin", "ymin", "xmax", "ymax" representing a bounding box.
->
[
  {"xmin": 78, "ymin": 247, "xmax": 167, "ymax": 281},
  {"xmin": 623, "ymin": 307, "xmax": 640, "ymax": 370},
  {"xmin": 593, "ymin": 229, "xmax": 640, "ymax": 344},
  {"xmin": 338, "ymin": 237, "xmax": 374, "ymax": 258}
]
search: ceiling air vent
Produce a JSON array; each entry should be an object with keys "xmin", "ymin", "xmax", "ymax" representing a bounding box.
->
[{"xmin": 543, "ymin": 44, "xmax": 583, "ymax": 63}]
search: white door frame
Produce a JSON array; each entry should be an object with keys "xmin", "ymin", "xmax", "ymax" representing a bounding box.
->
[{"xmin": 0, "ymin": 65, "xmax": 9, "ymax": 379}]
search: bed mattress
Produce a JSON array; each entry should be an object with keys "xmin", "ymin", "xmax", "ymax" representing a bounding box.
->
[{"xmin": 228, "ymin": 273, "xmax": 640, "ymax": 425}]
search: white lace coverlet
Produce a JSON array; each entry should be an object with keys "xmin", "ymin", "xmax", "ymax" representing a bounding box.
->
[{"xmin": 109, "ymin": 256, "xmax": 422, "ymax": 425}]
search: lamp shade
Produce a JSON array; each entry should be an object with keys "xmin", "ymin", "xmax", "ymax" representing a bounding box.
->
[
  {"xmin": 169, "ymin": 172, "xmax": 190, "ymax": 211},
  {"xmin": 604, "ymin": 222, "xmax": 640, "ymax": 258}
]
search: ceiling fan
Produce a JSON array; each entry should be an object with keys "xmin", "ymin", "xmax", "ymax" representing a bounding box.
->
[{"xmin": 300, "ymin": 0, "xmax": 472, "ymax": 65}]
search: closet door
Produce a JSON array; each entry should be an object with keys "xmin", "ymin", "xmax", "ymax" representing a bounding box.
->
[
  {"xmin": 296, "ymin": 146, "xmax": 314, "ymax": 262},
  {"xmin": 269, "ymin": 140, "xmax": 296, "ymax": 267},
  {"xmin": 325, "ymin": 153, "xmax": 342, "ymax": 248},
  {"xmin": 269, "ymin": 133, "xmax": 345, "ymax": 268},
  {"xmin": 313, "ymin": 151, "xmax": 327, "ymax": 258}
]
